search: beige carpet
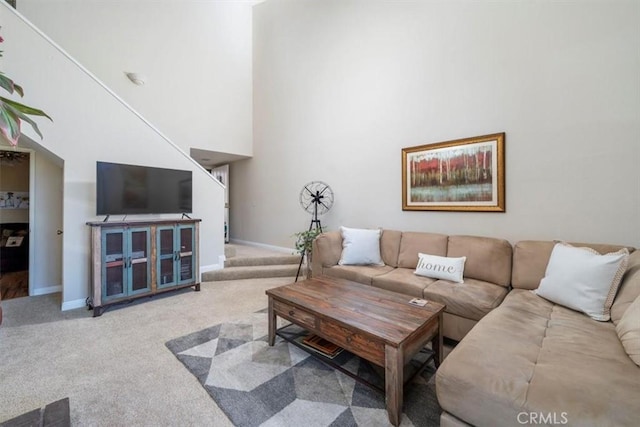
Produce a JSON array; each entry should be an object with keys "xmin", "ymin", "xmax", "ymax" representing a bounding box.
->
[{"xmin": 0, "ymin": 277, "xmax": 297, "ymax": 426}]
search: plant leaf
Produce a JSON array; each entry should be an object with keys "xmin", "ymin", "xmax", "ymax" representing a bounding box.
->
[
  {"xmin": 12, "ymin": 108, "xmax": 44, "ymax": 139},
  {"xmin": 0, "ymin": 73, "xmax": 13, "ymax": 94},
  {"xmin": 0, "ymin": 73, "xmax": 24, "ymax": 97},
  {"xmin": 0, "ymin": 96, "xmax": 51, "ymax": 144},
  {"xmin": 0, "ymin": 96, "xmax": 51, "ymax": 120},
  {"xmin": 0, "ymin": 102, "xmax": 21, "ymax": 145},
  {"xmin": 13, "ymin": 82, "xmax": 24, "ymax": 97}
]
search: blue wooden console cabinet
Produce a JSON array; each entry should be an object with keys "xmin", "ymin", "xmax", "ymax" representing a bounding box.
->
[{"xmin": 87, "ymin": 218, "xmax": 200, "ymax": 316}]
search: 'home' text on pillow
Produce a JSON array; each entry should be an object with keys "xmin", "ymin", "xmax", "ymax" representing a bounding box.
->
[{"xmin": 414, "ymin": 253, "xmax": 466, "ymax": 283}]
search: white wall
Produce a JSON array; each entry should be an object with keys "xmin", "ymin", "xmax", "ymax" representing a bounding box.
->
[
  {"xmin": 235, "ymin": 0, "xmax": 640, "ymax": 249},
  {"xmin": 1, "ymin": 4, "xmax": 225, "ymax": 309},
  {"xmin": 18, "ymin": 0, "xmax": 253, "ymax": 158}
]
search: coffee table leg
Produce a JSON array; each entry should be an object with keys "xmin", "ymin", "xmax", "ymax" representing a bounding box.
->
[
  {"xmin": 385, "ymin": 345, "xmax": 403, "ymax": 426},
  {"xmin": 432, "ymin": 312, "xmax": 444, "ymax": 367},
  {"xmin": 268, "ymin": 297, "xmax": 276, "ymax": 346}
]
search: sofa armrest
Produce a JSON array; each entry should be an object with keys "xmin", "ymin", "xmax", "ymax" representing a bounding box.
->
[{"xmin": 311, "ymin": 231, "xmax": 343, "ymax": 275}]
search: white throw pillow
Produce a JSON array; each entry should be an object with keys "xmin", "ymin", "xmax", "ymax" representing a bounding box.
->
[
  {"xmin": 414, "ymin": 253, "xmax": 466, "ymax": 283},
  {"xmin": 535, "ymin": 243, "xmax": 629, "ymax": 321},
  {"xmin": 338, "ymin": 226, "xmax": 384, "ymax": 266}
]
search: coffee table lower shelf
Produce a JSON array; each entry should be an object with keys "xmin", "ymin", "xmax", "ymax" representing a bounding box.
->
[{"xmin": 275, "ymin": 323, "xmax": 436, "ymax": 395}]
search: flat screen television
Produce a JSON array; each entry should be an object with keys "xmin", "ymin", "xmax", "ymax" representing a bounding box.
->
[{"xmin": 96, "ymin": 161, "xmax": 192, "ymax": 215}]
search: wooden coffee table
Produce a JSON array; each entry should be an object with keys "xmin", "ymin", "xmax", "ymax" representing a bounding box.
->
[{"xmin": 266, "ymin": 276, "xmax": 445, "ymax": 426}]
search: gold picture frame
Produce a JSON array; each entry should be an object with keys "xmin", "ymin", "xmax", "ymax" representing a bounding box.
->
[{"xmin": 402, "ymin": 133, "xmax": 505, "ymax": 212}]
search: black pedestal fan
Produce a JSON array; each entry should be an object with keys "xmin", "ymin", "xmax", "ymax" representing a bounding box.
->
[{"xmin": 295, "ymin": 181, "xmax": 334, "ymax": 281}]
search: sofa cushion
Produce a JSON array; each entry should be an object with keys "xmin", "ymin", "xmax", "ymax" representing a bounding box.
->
[
  {"xmin": 322, "ymin": 265, "xmax": 394, "ymax": 286},
  {"xmin": 380, "ymin": 229, "xmax": 402, "ymax": 268},
  {"xmin": 339, "ymin": 226, "xmax": 384, "ymax": 266},
  {"xmin": 372, "ymin": 268, "xmax": 436, "ymax": 297},
  {"xmin": 415, "ymin": 253, "xmax": 466, "ymax": 283},
  {"xmin": 397, "ymin": 232, "xmax": 448, "ymax": 269},
  {"xmin": 616, "ymin": 294, "xmax": 640, "ymax": 366},
  {"xmin": 612, "ymin": 250, "xmax": 640, "ymax": 325},
  {"xmin": 535, "ymin": 243, "xmax": 629, "ymax": 321},
  {"xmin": 511, "ymin": 240, "xmax": 556, "ymax": 290},
  {"xmin": 314, "ymin": 231, "xmax": 343, "ymax": 267},
  {"xmin": 436, "ymin": 289, "xmax": 640, "ymax": 427},
  {"xmin": 512, "ymin": 240, "xmax": 635, "ymax": 290},
  {"xmin": 422, "ymin": 278, "xmax": 509, "ymax": 321},
  {"xmin": 447, "ymin": 235, "xmax": 512, "ymax": 287}
]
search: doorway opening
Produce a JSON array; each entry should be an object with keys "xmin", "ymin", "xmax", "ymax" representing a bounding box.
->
[{"xmin": 0, "ymin": 149, "xmax": 30, "ymax": 300}]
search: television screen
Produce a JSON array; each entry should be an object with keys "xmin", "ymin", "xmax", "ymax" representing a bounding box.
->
[{"xmin": 97, "ymin": 162, "xmax": 192, "ymax": 215}]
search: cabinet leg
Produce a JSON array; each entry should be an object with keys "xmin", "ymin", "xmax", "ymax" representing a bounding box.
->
[
  {"xmin": 194, "ymin": 283, "xmax": 201, "ymax": 291},
  {"xmin": 93, "ymin": 306, "xmax": 104, "ymax": 317}
]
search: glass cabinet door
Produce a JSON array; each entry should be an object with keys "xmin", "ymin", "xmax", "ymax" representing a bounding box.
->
[
  {"xmin": 128, "ymin": 227, "xmax": 151, "ymax": 295},
  {"xmin": 102, "ymin": 229, "xmax": 126, "ymax": 300},
  {"xmin": 157, "ymin": 226, "xmax": 176, "ymax": 288},
  {"xmin": 178, "ymin": 225, "xmax": 195, "ymax": 284}
]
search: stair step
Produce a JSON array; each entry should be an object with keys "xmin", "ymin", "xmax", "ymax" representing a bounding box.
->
[
  {"xmin": 202, "ymin": 264, "xmax": 304, "ymax": 281},
  {"xmin": 224, "ymin": 245, "xmax": 237, "ymax": 258},
  {"xmin": 225, "ymin": 255, "xmax": 301, "ymax": 267}
]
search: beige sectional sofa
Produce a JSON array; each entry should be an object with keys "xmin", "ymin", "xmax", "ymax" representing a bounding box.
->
[
  {"xmin": 311, "ymin": 231, "xmax": 640, "ymax": 426},
  {"xmin": 437, "ymin": 241, "xmax": 640, "ymax": 427},
  {"xmin": 311, "ymin": 229, "xmax": 513, "ymax": 341}
]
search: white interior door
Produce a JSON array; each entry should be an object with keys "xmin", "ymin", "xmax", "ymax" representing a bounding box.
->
[{"xmin": 30, "ymin": 151, "xmax": 63, "ymax": 295}]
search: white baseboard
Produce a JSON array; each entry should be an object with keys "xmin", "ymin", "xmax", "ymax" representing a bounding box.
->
[
  {"xmin": 201, "ymin": 262, "xmax": 222, "ymax": 273},
  {"xmin": 229, "ymin": 239, "xmax": 294, "ymax": 254},
  {"xmin": 31, "ymin": 285, "xmax": 62, "ymax": 296},
  {"xmin": 62, "ymin": 298, "xmax": 88, "ymax": 311},
  {"xmin": 30, "ymin": 286, "xmax": 85, "ymax": 311}
]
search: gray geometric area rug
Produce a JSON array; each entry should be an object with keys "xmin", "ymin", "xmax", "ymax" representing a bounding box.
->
[{"xmin": 165, "ymin": 310, "xmax": 440, "ymax": 427}]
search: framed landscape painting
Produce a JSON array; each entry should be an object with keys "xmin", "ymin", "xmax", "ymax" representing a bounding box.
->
[{"xmin": 402, "ymin": 133, "xmax": 505, "ymax": 212}]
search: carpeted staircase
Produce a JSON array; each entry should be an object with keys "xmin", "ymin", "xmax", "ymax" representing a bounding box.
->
[{"xmin": 202, "ymin": 246, "xmax": 304, "ymax": 282}]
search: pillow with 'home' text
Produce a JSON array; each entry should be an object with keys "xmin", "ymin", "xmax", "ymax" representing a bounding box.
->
[{"xmin": 414, "ymin": 253, "xmax": 466, "ymax": 283}]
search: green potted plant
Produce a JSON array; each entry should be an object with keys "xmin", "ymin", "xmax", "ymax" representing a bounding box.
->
[
  {"xmin": 0, "ymin": 30, "xmax": 51, "ymax": 147},
  {"xmin": 293, "ymin": 227, "xmax": 323, "ymax": 278}
]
